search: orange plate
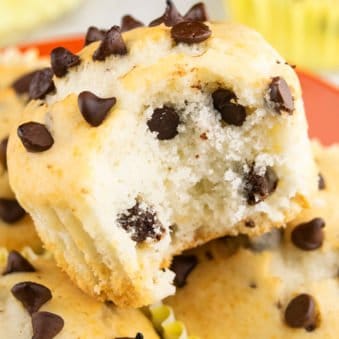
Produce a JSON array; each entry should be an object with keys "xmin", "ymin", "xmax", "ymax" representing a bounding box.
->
[{"xmin": 20, "ymin": 37, "xmax": 339, "ymax": 145}]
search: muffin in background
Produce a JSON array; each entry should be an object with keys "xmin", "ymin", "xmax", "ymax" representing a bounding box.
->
[{"xmin": 226, "ymin": 0, "xmax": 339, "ymax": 70}]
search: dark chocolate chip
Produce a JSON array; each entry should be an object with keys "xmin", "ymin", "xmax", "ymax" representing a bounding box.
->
[
  {"xmin": 318, "ymin": 173, "xmax": 326, "ymax": 190},
  {"xmin": 78, "ymin": 91, "xmax": 116, "ymax": 127},
  {"xmin": 3, "ymin": 251, "xmax": 35, "ymax": 275},
  {"xmin": 291, "ymin": 218, "xmax": 325, "ymax": 251},
  {"xmin": 268, "ymin": 77, "xmax": 294, "ymax": 114},
  {"xmin": 184, "ymin": 2, "xmax": 208, "ymax": 22},
  {"xmin": 0, "ymin": 137, "xmax": 8, "ymax": 170},
  {"xmin": 171, "ymin": 21, "xmax": 211, "ymax": 44},
  {"xmin": 117, "ymin": 202, "xmax": 165, "ymax": 243},
  {"xmin": 85, "ymin": 26, "xmax": 107, "ymax": 46},
  {"xmin": 244, "ymin": 166, "xmax": 279, "ymax": 205},
  {"xmin": 115, "ymin": 334, "xmax": 144, "ymax": 339},
  {"xmin": 249, "ymin": 282, "xmax": 257, "ymax": 289},
  {"xmin": 0, "ymin": 198, "xmax": 26, "ymax": 223},
  {"xmin": 12, "ymin": 70, "xmax": 40, "ymax": 95},
  {"xmin": 32, "ymin": 312, "xmax": 64, "ymax": 339},
  {"xmin": 121, "ymin": 15, "xmax": 144, "ymax": 32},
  {"xmin": 11, "ymin": 281, "xmax": 52, "ymax": 314},
  {"xmin": 212, "ymin": 88, "xmax": 246, "ymax": 126},
  {"xmin": 285, "ymin": 294, "xmax": 317, "ymax": 330},
  {"xmin": 93, "ymin": 26, "xmax": 127, "ymax": 61},
  {"xmin": 149, "ymin": 0, "xmax": 183, "ymax": 27},
  {"xmin": 205, "ymin": 251, "xmax": 214, "ymax": 260},
  {"xmin": 50, "ymin": 47, "xmax": 80, "ymax": 78},
  {"xmin": 17, "ymin": 122, "xmax": 54, "ymax": 152},
  {"xmin": 147, "ymin": 106, "xmax": 180, "ymax": 140},
  {"xmin": 245, "ymin": 220, "xmax": 255, "ymax": 228},
  {"xmin": 29, "ymin": 68, "xmax": 55, "ymax": 100},
  {"xmin": 170, "ymin": 255, "xmax": 198, "ymax": 288}
]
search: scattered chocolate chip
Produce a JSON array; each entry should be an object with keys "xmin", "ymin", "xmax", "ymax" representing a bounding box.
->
[
  {"xmin": 212, "ymin": 88, "xmax": 246, "ymax": 126},
  {"xmin": 170, "ymin": 255, "xmax": 198, "ymax": 288},
  {"xmin": 11, "ymin": 281, "xmax": 52, "ymax": 314},
  {"xmin": 29, "ymin": 68, "xmax": 55, "ymax": 100},
  {"xmin": 0, "ymin": 137, "xmax": 8, "ymax": 170},
  {"xmin": 249, "ymin": 282, "xmax": 257, "ymax": 289},
  {"xmin": 285, "ymin": 294, "xmax": 317, "ymax": 331},
  {"xmin": 93, "ymin": 26, "xmax": 127, "ymax": 61},
  {"xmin": 267, "ymin": 77, "xmax": 294, "ymax": 114},
  {"xmin": 147, "ymin": 106, "xmax": 180, "ymax": 140},
  {"xmin": 12, "ymin": 70, "xmax": 40, "ymax": 95},
  {"xmin": 115, "ymin": 334, "xmax": 144, "ymax": 339},
  {"xmin": 50, "ymin": 47, "xmax": 80, "ymax": 78},
  {"xmin": 244, "ymin": 166, "xmax": 279, "ymax": 205},
  {"xmin": 205, "ymin": 251, "xmax": 214, "ymax": 260},
  {"xmin": 245, "ymin": 220, "xmax": 255, "ymax": 228},
  {"xmin": 117, "ymin": 202, "xmax": 165, "ymax": 243},
  {"xmin": 171, "ymin": 21, "xmax": 211, "ymax": 44},
  {"xmin": 149, "ymin": 0, "xmax": 183, "ymax": 27},
  {"xmin": 291, "ymin": 218, "xmax": 325, "ymax": 251},
  {"xmin": 32, "ymin": 312, "xmax": 64, "ymax": 339},
  {"xmin": 85, "ymin": 26, "xmax": 107, "ymax": 46},
  {"xmin": 78, "ymin": 91, "xmax": 116, "ymax": 127},
  {"xmin": 17, "ymin": 122, "xmax": 54, "ymax": 152},
  {"xmin": 0, "ymin": 198, "xmax": 26, "ymax": 223},
  {"xmin": 184, "ymin": 2, "xmax": 208, "ymax": 21},
  {"xmin": 200, "ymin": 132, "xmax": 208, "ymax": 140},
  {"xmin": 318, "ymin": 173, "xmax": 326, "ymax": 190},
  {"xmin": 121, "ymin": 15, "xmax": 144, "ymax": 32},
  {"xmin": 3, "ymin": 251, "xmax": 35, "ymax": 275}
]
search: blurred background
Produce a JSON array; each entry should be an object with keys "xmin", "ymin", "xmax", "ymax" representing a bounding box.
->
[{"xmin": 1, "ymin": 0, "xmax": 339, "ymax": 84}]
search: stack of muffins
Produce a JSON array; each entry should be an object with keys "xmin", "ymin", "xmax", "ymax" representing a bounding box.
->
[{"xmin": 0, "ymin": 2, "xmax": 338, "ymax": 338}]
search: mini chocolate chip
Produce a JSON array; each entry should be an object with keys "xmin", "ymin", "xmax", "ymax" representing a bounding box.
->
[
  {"xmin": 285, "ymin": 294, "xmax": 317, "ymax": 330},
  {"xmin": 205, "ymin": 251, "xmax": 214, "ymax": 260},
  {"xmin": 93, "ymin": 26, "xmax": 127, "ymax": 61},
  {"xmin": 245, "ymin": 220, "xmax": 256, "ymax": 228},
  {"xmin": 11, "ymin": 281, "xmax": 52, "ymax": 314},
  {"xmin": 29, "ymin": 68, "xmax": 55, "ymax": 100},
  {"xmin": 50, "ymin": 47, "xmax": 80, "ymax": 78},
  {"xmin": 291, "ymin": 218, "xmax": 325, "ymax": 251},
  {"xmin": 147, "ymin": 106, "xmax": 180, "ymax": 140},
  {"xmin": 149, "ymin": 0, "xmax": 183, "ymax": 27},
  {"xmin": 170, "ymin": 255, "xmax": 198, "ymax": 287},
  {"xmin": 32, "ymin": 312, "xmax": 64, "ymax": 339},
  {"xmin": 184, "ymin": 2, "xmax": 208, "ymax": 21},
  {"xmin": 85, "ymin": 26, "xmax": 107, "ymax": 46},
  {"xmin": 318, "ymin": 173, "xmax": 326, "ymax": 190},
  {"xmin": 200, "ymin": 132, "xmax": 208, "ymax": 140},
  {"xmin": 117, "ymin": 202, "xmax": 165, "ymax": 243},
  {"xmin": 115, "ymin": 334, "xmax": 144, "ymax": 339},
  {"xmin": 12, "ymin": 70, "xmax": 40, "ymax": 95},
  {"xmin": 268, "ymin": 77, "xmax": 294, "ymax": 114},
  {"xmin": 244, "ymin": 166, "xmax": 279, "ymax": 205},
  {"xmin": 0, "ymin": 198, "xmax": 26, "ymax": 223},
  {"xmin": 0, "ymin": 137, "xmax": 8, "ymax": 170},
  {"xmin": 171, "ymin": 21, "xmax": 211, "ymax": 44},
  {"xmin": 121, "ymin": 15, "xmax": 144, "ymax": 32},
  {"xmin": 78, "ymin": 91, "xmax": 116, "ymax": 127},
  {"xmin": 212, "ymin": 88, "xmax": 246, "ymax": 126},
  {"xmin": 17, "ymin": 122, "xmax": 54, "ymax": 152},
  {"xmin": 3, "ymin": 251, "xmax": 35, "ymax": 275},
  {"xmin": 249, "ymin": 282, "xmax": 257, "ymax": 289}
]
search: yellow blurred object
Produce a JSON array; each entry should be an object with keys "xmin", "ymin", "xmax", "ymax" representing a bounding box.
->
[
  {"xmin": 225, "ymin": 0, "xmax": 339, "ymax": 70},
  {"xmin": 0, "ymin": 0, "xmax": 82, "ymax": 47}
]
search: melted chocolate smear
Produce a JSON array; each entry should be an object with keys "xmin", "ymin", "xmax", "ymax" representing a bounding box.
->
[{"xmin": 170, "ymin": 255, "xmax": 198, "ymax": 287}]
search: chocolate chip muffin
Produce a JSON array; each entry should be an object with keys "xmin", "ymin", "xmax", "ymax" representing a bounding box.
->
[
  {"xmin": 8, "ymin": 4, "xmax": 317, "ymax": 307},
  {"xmin": 166, "ymin": 142, "xmax": 339, "ymax": 338},
  {"xmin": 0, "ymin": 49, "xmax": 46, "ymax": 250},
  {"xmin": 0, "ymin": 248, "xmax": 159, "ymax": 339}
]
